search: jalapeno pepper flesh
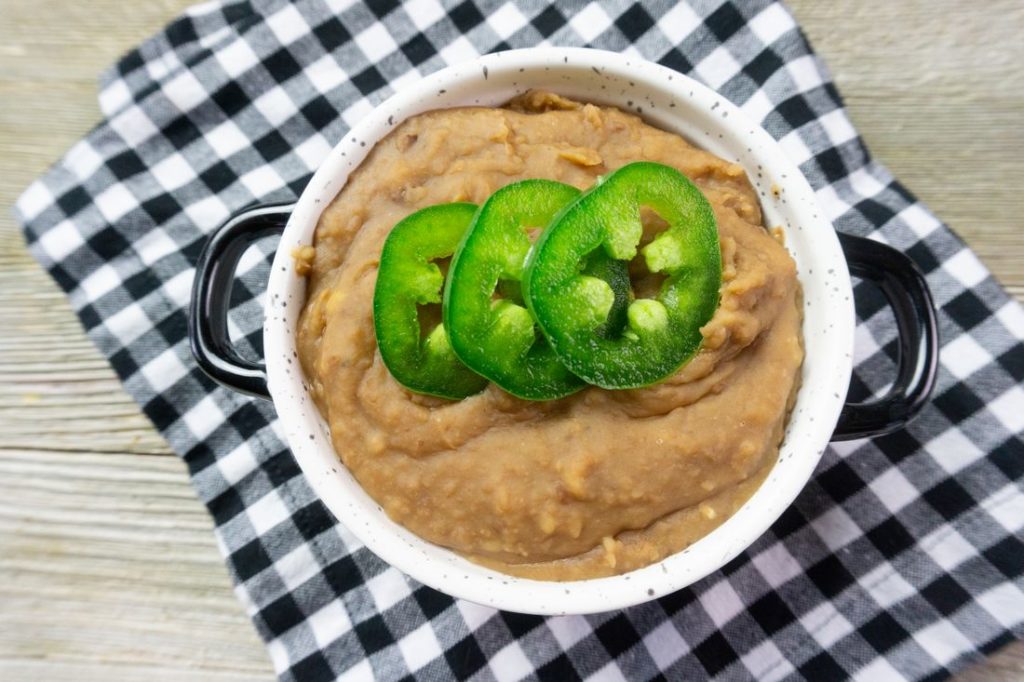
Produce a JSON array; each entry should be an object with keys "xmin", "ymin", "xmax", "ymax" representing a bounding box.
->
[
  {"xmin": 523, "ymin": 162, "xmax": 722, "ymax": 389},
  {"xmin": 373, "ymin": 203, "xmax": 488, "ymax": 399},
  {"xmin": 444, "ymin": 180, "xmax": 630, "ymax": 400}
]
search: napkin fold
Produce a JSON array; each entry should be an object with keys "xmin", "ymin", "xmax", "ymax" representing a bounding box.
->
[{"xmin": 15, "ymin": 0, "xmax": 1024, "ymax": 679}]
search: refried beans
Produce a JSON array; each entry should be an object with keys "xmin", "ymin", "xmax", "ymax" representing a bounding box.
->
[{"xmin": 295, "ymin": 90, "xmax": 804, "ymax": 580}]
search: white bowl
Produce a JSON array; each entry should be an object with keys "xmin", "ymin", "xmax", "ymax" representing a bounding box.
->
[{"xmin": 260, "ymin": 48, "xmax": 854, "ymax": 615}]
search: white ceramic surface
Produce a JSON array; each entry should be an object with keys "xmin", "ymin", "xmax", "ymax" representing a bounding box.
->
[{"xmin": 262, "ymin": 47, "xmax": 854, "ymax": 616}]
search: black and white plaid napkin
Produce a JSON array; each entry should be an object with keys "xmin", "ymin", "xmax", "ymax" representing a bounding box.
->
[{"xmin": 15, "ymin": 1, "xmax": 1024, "ymax": 679}]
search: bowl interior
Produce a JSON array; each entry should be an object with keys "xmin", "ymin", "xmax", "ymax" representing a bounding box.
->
[{"xmin": 263, "ymin": 48, "xmax": 853, "ymax": 615}]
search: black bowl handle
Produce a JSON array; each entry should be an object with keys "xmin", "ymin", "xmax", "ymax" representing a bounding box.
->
[
  {"xmin": 188, "ymin": 203, "xmax": 295, "ymax": 400},
  {"xmin": 831, "ymin": 233, "xmax": 939, "ymax": 441}
]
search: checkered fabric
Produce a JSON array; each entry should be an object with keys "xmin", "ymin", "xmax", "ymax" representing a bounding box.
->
[{"xmin": 14, "ymin": 0, "xmax": 1024, "ymax": 679}]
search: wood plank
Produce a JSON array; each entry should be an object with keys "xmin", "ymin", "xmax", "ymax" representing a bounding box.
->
[
  {"xmin": 0, "ymin": 661, "xmax": 259, "ymax": 682},
  {"xmin": 0, "ymin": 449, "xmax": 270, "ymax": 677},
  {"xmin": 789, "ymin": 0, "xmax": 1024, "ymax": 301},
  {"xmin": 956, "ymin": 646, "xmax": 1024, "ymax": 682},
  {"xmin": 0, "ymin": 0, "xmax": 1020, "ymax": 679},
  {"xmin": 0, "ymin": 1, "xmax": 275, "ymax": 678}
]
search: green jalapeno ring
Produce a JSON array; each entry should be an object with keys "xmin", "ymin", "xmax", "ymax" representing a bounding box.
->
[
  {"xmin": 443, "ymin": 180, "xmax": 633, "ymax": 400},
  {"xmin": 523, "ymin": 162, "xmax": 722, "ymax": 389},
  {"xmin": 373, "ymin": 202, "xmax": 489, "ymax": 400},
  {"xmin": 442, "ymin": 180, "xmax": 583, "ymax": 400}
]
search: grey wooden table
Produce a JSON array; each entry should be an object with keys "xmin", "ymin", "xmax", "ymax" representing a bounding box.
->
[{"xmin": 1, "ymin": 1, "xmax": 1021, "ymax": 679}]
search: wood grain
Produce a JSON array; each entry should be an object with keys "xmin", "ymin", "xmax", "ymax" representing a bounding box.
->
[
  {"xmin": 0, "ymin": 450, "xmax": 269, "ymax": 678},
  {"xmin": 791, "ymin": 0, "xmax": 1024, "ymax": 302},
  {"xmin": 0, "ymin": 2, "xmax": 275, "ymax": 678},
  {"xmin": 0, "ymin": 1, "xmax": 1020, "ymax": 679}
]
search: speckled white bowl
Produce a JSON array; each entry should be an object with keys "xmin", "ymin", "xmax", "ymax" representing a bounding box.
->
[{"xmin": 262, "ymin": 47, "xmax": 853, "ymax": 615}]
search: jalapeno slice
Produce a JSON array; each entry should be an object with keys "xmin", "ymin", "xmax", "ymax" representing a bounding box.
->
[
  {"xmin": 373, "ymin": 203, "xmax": 489, "ymax": 399},
  {"xmin": 523, "ymin": 162, "xmax": 722, "ymax": 389},
  {"xmin": 444, "ymin": 180, "xmax": 630, "ymax": 400}
]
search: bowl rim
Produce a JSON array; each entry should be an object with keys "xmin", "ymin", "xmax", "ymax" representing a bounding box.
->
[{"xmin": 262, "ymin": 47, "xmax": 854, "ymax": 615}]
